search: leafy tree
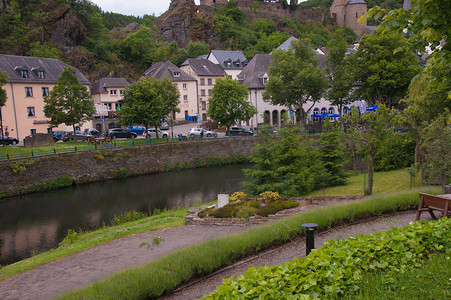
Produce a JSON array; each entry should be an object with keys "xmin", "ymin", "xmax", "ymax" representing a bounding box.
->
[
  {"xmin": 186, "ymin": 41, "xmax": 210, "ymax": 58},
  {"xmin": 119, "ymin": 77, "xmax": 179, "ymax": 138},
  {"xmin": 264, "ymin": 38, "xmax": 328, "ymax": 129},
  {"xmin": 207, "ymin": 77, "xmax": 256, "ymax": 132},
  {"xmin": 346, "ymin": 104, "xmax": 398, "ymax": 195},
  {"xmin": 119, "ymin": 26, "xmax": 167, "ymax": 69},
  {"xmin": 365, "ymin": 0, "xmax": 451, "ymax": 98},
  {"xmin": 0, "ymin": 0, "xmax": 29, "ymax": 53},
  {"xmin": 350, "ymin": 32, "xmax": 421, "ymax": 107},
  {"xmin": 27, "ymin": 42, "xmax": 61, "ymax": 59},
  {"xmin": 167, "ymin": 41, "xmax": 188, "ymax": 66},
  {"xmin": 0, "ymin": 71, "xmax": 8, "ymax": 107},
  {"xmin": 421, "ymin": 111, "xmax": 451, "ymax": 192},
  {"xmin": 44, "ymin": 67, "xmax": 95, "ymax": 141},
  {"xmin": 402, "ymin": 72, "xmax": 450, "ymax": 163},
  {"xmin": 251, "ymin": 18, "xmax": 276, "ymax": 36},
  {"xmin": 325, "ymin": 30, "xmax": 354, "ymax": 129}
]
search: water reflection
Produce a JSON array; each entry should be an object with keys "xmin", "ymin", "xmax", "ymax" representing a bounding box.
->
[{"xmin": 0, "ymin": 164, "xmax": 247, "ymax": 265}]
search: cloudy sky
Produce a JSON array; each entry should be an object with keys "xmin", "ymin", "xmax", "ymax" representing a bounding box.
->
[{"xmin": 90, "ymin": 0, "xmax": 201, "ymax": 17}]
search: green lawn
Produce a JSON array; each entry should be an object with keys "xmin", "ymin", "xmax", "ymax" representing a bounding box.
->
[{"xmin": 307, "ymin": 168, "xmax": 421, "ymax": 197}]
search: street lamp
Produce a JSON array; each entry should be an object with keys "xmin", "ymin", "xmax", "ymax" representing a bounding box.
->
[{"xmin": 302, "ymin": 223, "xmax": 318, "ymax": 256}]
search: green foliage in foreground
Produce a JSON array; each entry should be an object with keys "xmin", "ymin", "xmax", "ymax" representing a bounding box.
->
[
  {"xmin": 351, "ymin": 252, "xmax": 451, "ymax": 299},
  {"xmin": 58, "ymin": 187, "xmax": 440, "ymax": 299},
  {"xmin": 205, "ymin": 216, "xmax": 451, "ymax": 299}
]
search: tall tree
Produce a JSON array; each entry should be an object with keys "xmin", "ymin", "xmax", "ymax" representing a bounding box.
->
[
  {"xmin": 325, "ymin": 30, "xmax": 354, "ymax": 129},
  {"xmin": 118, "ymin": 77, "xmax": 179, "ymax": 139},
  {"xmin": 44, "ymin": 67, "xmax": 95, "ymax": 141},
  {"xmin": 0, "ymin": 70, "xmax": 7, "ymax": 107},
  {"xmin": 365, "ymin": 0, "xmax": 450, "ymax": 98},
  {"xmin": 207, "ymin": 77, "xmax": 256, "ymax": 132},
  {"xmin": 346, "ymin": 104, "xmax": 398, "ymax": 195},
  {"xmin": 350, "ymin": 32, "xmax": 421, "ymax": 107},
  {"xmin": 402, "ymin": 72, "xmax": 450, "ymax": 163},
  {"xmin": 421, "ymin": 111, "xmax": 451, "ymax": 193},
  {"xmin": 264, "ymin": 38, "xmax": 328, "ymax": 130}
]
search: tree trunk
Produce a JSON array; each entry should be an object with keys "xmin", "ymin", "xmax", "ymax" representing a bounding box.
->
[{"xmin": 366, "ymin": 148, "xmax": 375, "ymax": 195}]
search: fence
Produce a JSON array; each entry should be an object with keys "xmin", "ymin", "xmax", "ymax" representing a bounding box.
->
[{"xmin": 0, "ymin": 136, "xmax": 214, "ymax": 161}]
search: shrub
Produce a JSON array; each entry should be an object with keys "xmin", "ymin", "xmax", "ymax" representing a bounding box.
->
[
  {"xmin": 110, "ymin": 210, "xmax": 147, "ymax": 226},
  {"xmin": 236, "ymin": 206, "xmax": 258, "ymax": 220},
  {"xmin": 258, "ymin": 191, "xmax": 280, "ymax": 203},
  {"xmin": 257, "ymin": 200, "xmax": 299, "ymax": 217},
  {"xmin": 230, "ymin": 191, "xmax": 246, "ymax": 203}
]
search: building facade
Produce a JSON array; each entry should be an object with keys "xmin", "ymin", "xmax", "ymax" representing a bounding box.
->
[
  {"xmin": 91, "ymin": 77, "xmax": 130, "ymax": 133},
  {"xmin": 144, "ymin": 61, "xmax": 198, "ymax": 121},
  {"xmin": 207, "ymin": 50, "xmax": 248, "ymax": 80},
  {"xmin": 0, "ymin": 54, "xmax": 90, "ymax": 141},
  {"xmin": 180, "ymin": 58, "xmax": 225, "ymax": 122},
  {"xmin": 330, "ymin": 0, "xmax": 367, "ymax": 37}
]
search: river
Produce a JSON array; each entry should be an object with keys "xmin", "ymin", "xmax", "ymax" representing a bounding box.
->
[{"xmin": 0, "ymin": 164, "xmax": 248, "ymax": 266}]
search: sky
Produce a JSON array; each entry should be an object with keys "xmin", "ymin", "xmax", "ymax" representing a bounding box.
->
[{"xmin": 90, "ymin": 0, "xmax": 201, "ymax": 17}]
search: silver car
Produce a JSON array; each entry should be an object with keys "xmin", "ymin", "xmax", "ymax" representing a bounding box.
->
[
  {"xmin": 145, "ymin": 129, "xmax": 169, "ymax": 138},
  {"xmin": 188, "ymin": 128, "xmax": 218, "ymax": 138}
]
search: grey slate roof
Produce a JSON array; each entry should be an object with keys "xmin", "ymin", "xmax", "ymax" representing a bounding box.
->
[
  {"xmin": 238, "ymin": 54, "xmax": 273, "ymax": 89},
  {"xmin": 143, "ymin": 61, "xmax": 196, "ymax": 82},
  {"xmin": 91, "ymin": 78, "xmax": 130, "ymax": 94},
  {"xmin": 181, "ymin": 58, "xmax": 225, "ymax": 76},
  {"xmin": 208, "ymin": 50, "xmax": 248, "ymax": 70},
  {"xmin": 0, "ymin": 54, "xmax": 90, "ymax": 85},
  {"xmin": 274, "ymin": 36, "xmax": 298, "ymax": 52}
]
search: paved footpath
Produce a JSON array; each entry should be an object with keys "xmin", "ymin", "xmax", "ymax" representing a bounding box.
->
[{"xmin": 0, "ymin": 211, "xmax": 431, "ymax": 300}]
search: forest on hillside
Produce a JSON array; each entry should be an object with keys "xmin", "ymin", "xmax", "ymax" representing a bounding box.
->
[{"xmin": 0, "ymin": 0, "xmax": 400, "ymax": 81}]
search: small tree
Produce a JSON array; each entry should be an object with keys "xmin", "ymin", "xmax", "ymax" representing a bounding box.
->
[
  {"xmin": 421, "ymin": 111, "xmax": 451, "ymax": 193},
  {"xmin": 44, "ymin": 67, "xmax": 95, "ymax": 141},
  {"xmin": 264, "ymin": 38, "xmax": 328, "ymax": 130},
  {"xmin": 346, "ymin": 104, "xmax": 398, "ymax": 195},
  {"xmin": 207, "ymin": 77, "xmax": 256, "ymax": 132},
  {"xmin": 119, "ymin": 77, "xmax": 179, "ymax": 139}
]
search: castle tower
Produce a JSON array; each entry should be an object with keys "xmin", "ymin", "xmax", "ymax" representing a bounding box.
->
[{"xmin": 330, "ymin": 0, "xmax": 367, "ymax": 37}]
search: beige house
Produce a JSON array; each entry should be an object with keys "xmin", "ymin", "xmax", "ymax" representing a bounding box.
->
[
  {"xmin": 0, "ymin": 54, "xmax": 90, "ymax": 141},
  {"xmin": 143, "ymin": 61, "xmax": 198, "ymax": 121},
  {"xmin": 180, "ymin": 58, "xmax": 225, "ymax": 122},
  {"xmin": 91, "ymin": 77, "xmax": 130, "ymax": 133}
]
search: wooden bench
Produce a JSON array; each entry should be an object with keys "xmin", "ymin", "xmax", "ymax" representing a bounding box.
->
[{"xmin": 415, "ymin": 193, "xmax": 451, "ymax": 221}]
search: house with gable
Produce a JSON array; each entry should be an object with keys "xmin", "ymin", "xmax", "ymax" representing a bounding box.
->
[
  {"xmin": 207, "ymin": 50, "xmax": 248, "ymax": 80},
  {"xmin": 91, "ymin": 77, "xmax": 130, "ymax": 133},
  {"xmin": 180, "ymin": 58, "xmax": 225, "ymax": 122},
  {"xmin": 0, "ymin": 54, "xmax": 90, "ymax": 141},
  {"xmin": 143, "ymin": 60, "xmax": 198, "ymax": 121}
]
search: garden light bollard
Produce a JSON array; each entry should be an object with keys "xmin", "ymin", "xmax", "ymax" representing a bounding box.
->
[{"xmin": 302, "ymin": 223, "xmax": 318, "ymax": 256}]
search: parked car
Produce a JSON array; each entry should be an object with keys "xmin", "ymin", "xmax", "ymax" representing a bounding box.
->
[
  {"xmin": 85, "ymin": 128, "xmax": 101, "ymax": 137},
  {"xmin": 0, "ymin": 135, "xmax": 19, "ymax": 145},
  {"xmin": 225, "ymin": 126, "xmax": 253, "ymax": 136},
  {"xmin": 128, "ymin": 125, "xmax": 146, "ymax": 135},
  {"xmin": 145, "ymin": 128, "xmax": 168, "ymax": 139},
  {"xmin": 160, "ymin": 122, "xmax": 169, "ymax": 130},
  {"xmin": 62, "ymin": 131, "xmax": 93, "ymax": 142},
  {"xmin": 188, "ymin": 128, "xmax": 218, "ymax": 138},
  {"xmin": 52, "ymin": 130, "xmax": 66, "ymax": 142},
  {"xmin": 106, "ymin": 128, "xmax": 137, "ymax": 139}
]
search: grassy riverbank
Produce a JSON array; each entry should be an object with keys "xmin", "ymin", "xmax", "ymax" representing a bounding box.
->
[{"xmin": 0, "ymin": 203, "xmax": 212, "ymax": 281}]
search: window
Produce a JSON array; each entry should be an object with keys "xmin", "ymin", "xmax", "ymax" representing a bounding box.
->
[
  {"xmin": 208, "ymin": 78, "xmax": 212, "ymax": 85},
  {"xmin": 42, "ymin": 87, "xmax": 49, "ymax": 97},
  {"xmin": 328, "ymin": 107, "xmax": 335, "ymax": 114},
  {"xmin": 356, "ymin": 12, "xmax": 358, "ymax": 18},
  {"xmin": 25, "ymin": 87, "xmax": 33, "ymax": 97},
  {"xmin": 183, "ymin": 83, "xmax": 187, "ymax": 89},
  {"xmin": 173, "ymin": 71, "xmax": 180, "ymax": 77},
  {"xmin": 47, "ymin": 128, "xmax": 53, "ymax": 133},
  {"xmin": 173, "ymin": 84, "xmax": 177, "ymax": 89},
  {"xmin": 201, "ymin": 101, "xmax": 206, "ymax": 110},
  {"xmin": 105, "ymin": 103, "xmax": 112, "ymax": 110},
  {"xmin": 27, "ymin": 107, "xmax": 35, "ymax": 117},
  {"xmin": 110, "ymin": 90, "xmax": 117, "ymax": 95},
  {"xmin": 321, "ymin": 107, "xmax": 327, "ymax": 114},
  {"xmin": 200, "ymin": 78, "xmax": 205, "ymax": 85},
  {"xmin": 30, "ymin": 129, "xmax": 36, "ymax": 135},
  {"xmin": 185, "ymin": 110, "xmax": 188, "ymax": 117},
  {"xmin": 201, "ymin": 89, "xmax": 206, "ymax": 96},
  {"xmin": 21, "ymin": 69, "xmax": 29, "ymax": 78},
  {"xmin": 183, "ymin": 95, "xmax": 188, "ymax": 102},
  {"xmin": 120, "ymin": 90, "xmax": 125, "ymax": 95},
  {"xmin": 208, "ymin": 89, "xmax": 212, "ymax": 96},
  {"xmin": 37, "ymin": 70, "xmax": 45, "ymax": 79}
]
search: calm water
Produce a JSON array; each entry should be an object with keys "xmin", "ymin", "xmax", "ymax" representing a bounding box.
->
[{"xmin": 0, "ymin": 164, "xmax": 248, "ymax": 265}]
